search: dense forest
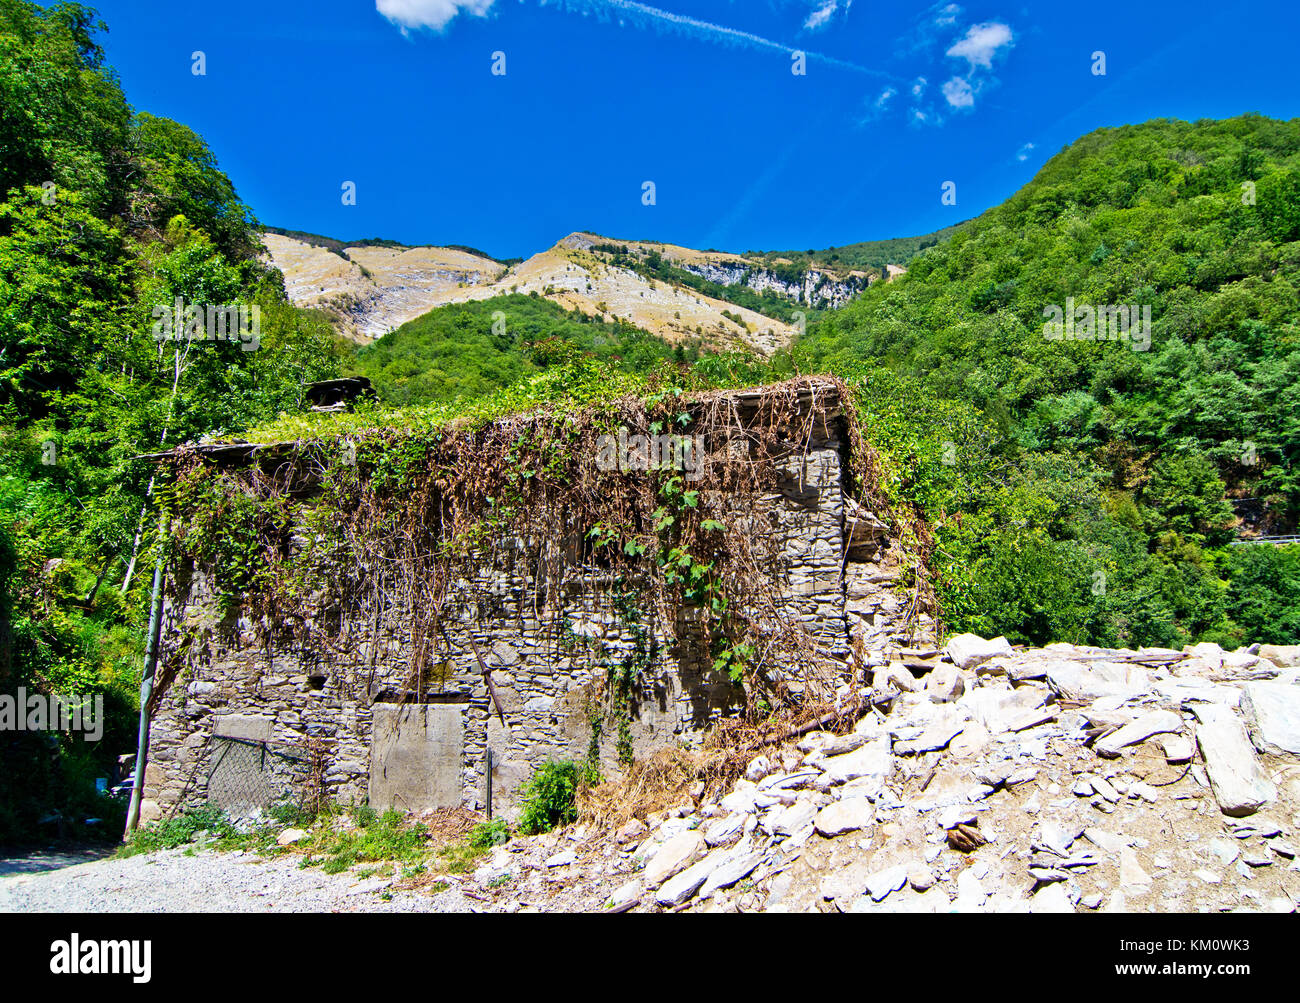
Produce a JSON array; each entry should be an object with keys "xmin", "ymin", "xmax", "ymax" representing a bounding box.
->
[
  {"xmin": 794, "ymin": 115, "xmax": 1300, "ymax": 650},
  {"xmin": 1, "ymin": 2, "xmax": 1297, "ymax": 844},
  {"xmin": 0, "ymin": 0, "xmax": 342, "ymax": 841},
  {"xmin": 751, "ymin": 223, "xmax": 963, "ymax": 273},
  {"xmin": 353, "ymin": 293, "xmax": 695, "ymax": 407}
]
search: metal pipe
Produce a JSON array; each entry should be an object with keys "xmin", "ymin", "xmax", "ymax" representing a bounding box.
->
[{"xmin": 124, "ymin": 523, "xmax": 168, "ymax": 838}]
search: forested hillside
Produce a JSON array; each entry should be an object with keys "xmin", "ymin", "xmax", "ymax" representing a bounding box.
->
[
  {"xmin": 751, "ymin": 223, "xmax": 962, "ymax": 273},
  {"xmin": 0, "ymin": 0, "xmax": 342, "ymax": 841},
  {"xmin": 354, "ymin": 293, "xmax": 693, "ymax": 407},
  {"xmin": 795, "ymin": 115, "xmax": 1300, "ymax": 650}
]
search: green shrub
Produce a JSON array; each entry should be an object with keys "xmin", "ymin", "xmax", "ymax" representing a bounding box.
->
[
  {"xmin": 467, "ymin": 817, "xmax": 510, "ymax": 849},
  {"xmin": 321, "ymin": 852, "xmax": 355, "ymax": 874},
  {"xmin": 1221, "ymin": 543, "xmax": 1300, "ymax": 643},
  {"xmin": 514, "ymin": 760, "xmax": 598, "ymax": 836}
]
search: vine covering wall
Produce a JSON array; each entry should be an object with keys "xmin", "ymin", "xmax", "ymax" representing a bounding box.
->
[{"xmin": 140, "ymin": 377, "xmax": 933, "ymax": 820}]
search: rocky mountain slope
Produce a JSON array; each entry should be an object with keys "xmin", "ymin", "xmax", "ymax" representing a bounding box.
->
[
  {"xmin": 261, "ymin": 230, "xmax": 900, "ymax": 352},
  {"xmin": 261, "ymin": 232, "xmax": 508, "ymax": 342},
  {"xmin": 580, "ymin": 233, "xmax": 880, "ymax": 312}
]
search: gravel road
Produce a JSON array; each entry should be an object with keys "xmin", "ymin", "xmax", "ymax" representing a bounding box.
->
[{"xmin": 0, "ymin": 847, "xmax": 484, "ymax": 913}]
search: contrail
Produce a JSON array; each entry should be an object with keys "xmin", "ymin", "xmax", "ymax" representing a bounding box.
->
[{"xmin": 539, "ymin": 0, "xmax": 889, "ymax": 76}]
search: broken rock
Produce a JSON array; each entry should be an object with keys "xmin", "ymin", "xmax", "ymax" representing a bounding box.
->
[
  {"xmin": 1240, "ymin": 681, "xmax": 1300, "ymax": 756},
  {"xmin": 1160, "ymin": 734, "xmax": 1194, "ymax": 764},
  {"xmin": 1007, "ymin": 708, "xmax": 1058, "ymax": 733},
  {"xmin": 642, "ymin": 831, "xmax": 704, "ymax": 888},
  {"xmin": 819, "ymin": 731, "xmax": 871, "ymax": 757},
  {"xmin": 1030, "ymin": 883, "xmax": 1074, "ymax": 913},
  {"xmin": 820, "ymin": 859, "xmax": 875, "ymax": 905},
  {"xmin": 655, "ymin": 846, "xmax": 731, "ymax": 907},
  {"xmin": 925, "ymin": 663, "xmax": 967, "ymax": 703},
  {"xmin": 1192, "ymin": 704, "xmax": 1277, "ymax": 817},
  {"xmin": 908, "ymin": 862, "xmax": 935, "ymax": 891},
  {"xmin": 745, "ymin": 755, "xmax": 773, "ymax": 782},
  {"xmin": 814, "ymin": 799, "xmax": 875, "ymax": 837},
  {"xmin": 875, "ymin": 662, "xmax": 920, "ymax": 694},
  {"xmin": 1119, "ymin": 847, "xmax": 1152, "ymax": 890},
  {"xmin": 1090, "ymin": 776, "xmax": 1120, "ymax": 803},
  {"xmin": 609, "ymin": 879, "xmax": 641, "ymax": 907},
  {"xmin": 701, "ymin": 813, "xmax": 746, "ymax": 847},
  {"xmin": 937, "ymin": 804, "xmax": 978, "ymax": 830},
  {"xmin": 945, "ymin": 633, "xmax": 1014, "ymax": 670},
  {"xmin": 1046, "ymin": 660, "xmax": 1150, "ymax": 703},
  {"xmin": 1094, "ymin": 709, "xmax": 1184, "ymax": 758},
  {"xmin": 954, "ymin": 869, "xmax": 987, "ymax": 910},
  {"xmin": 949, "ymin": 721, "xmax": 991, "ymax": 758},
  {"xmin": 1184, "ymin": 641, "xmax": 1225, "ymax": 671},
  {"xmin": 719, "ymin": 781, "xmax": 759, "ymax": 815},
  {"xmin": 700, "ymin": 849, "xmax": 764, "ymax": 899},
  {"xmin": 1038, "ymin": 819, "xmax": 1079, "ymax": 856},
  {"xmin": 823, "ymin": 736, "xmax": 893, "ymax": 785},
  {"xmin": 865, "ymin": 864, "xmax": 909, "ymax": 902},
  {"xmin": 895, "ymin": 718, "xmax": 966, "ymax": 755},
  {"xmin": 770, "ymin": 800, "xmax": 820, "ymax": 837},
  {"xmin": 1259, "ymin": 644, "xmax": 1300, "ymax": 668}
]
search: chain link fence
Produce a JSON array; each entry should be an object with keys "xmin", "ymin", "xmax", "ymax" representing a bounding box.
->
[{"xmin": 206, "ymin": 736, "xmax": 308, "ymax": 818}]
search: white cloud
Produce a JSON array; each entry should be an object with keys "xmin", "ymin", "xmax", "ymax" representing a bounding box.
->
[
  {"xmin": 1017, "ymin": 142, "xmax": 1036, "ymax": 162},
  {"xmin": 945, "ymin": 21, "xmax": 1013, "ymax": 71},
  {"xmin": 941, "ymin": 75, "xmax": 975, "ymax": 108},
  {"xmin": 895, "ymin": 2, "xmax": 960, "ymax": 57},
  {"xmin": 909, "ymin": 106, "xmax": 942, "ymax": 128},
  {"xmin": 911, "ymin": 75, "xmax": 927, "ymax": 97},
  {"xmin": 856, "ymin": 85, "xmax": 897, "ymax": 126},
  {"xmin": 376, "ymin": 0, "xmax": 495, "ymax": 32},
  {"xmin": 804, "ymin": 0, "xmax": 838, "ymax": 31}
]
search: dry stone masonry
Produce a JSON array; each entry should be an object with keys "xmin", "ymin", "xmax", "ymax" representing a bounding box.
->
[{"xmin": 142, "ymin": 381, "xmax": 933, "ymax": 825}]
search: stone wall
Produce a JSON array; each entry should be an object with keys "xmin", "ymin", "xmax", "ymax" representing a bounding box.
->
[{"xmin": 142, "ymin": 383, "xmax": 934, "ymax": 825}]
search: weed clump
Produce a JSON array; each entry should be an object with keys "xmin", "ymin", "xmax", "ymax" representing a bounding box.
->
[
  {"xmin": 438, "ymin": 818, "xmax": 509, "ymax": 874},
  {"xmin": 304, "ymin": 807, "xmax": 427, "ymax": 874},
  {"xmin": 121, "ymin": 806, "xmax": 239, "ymax": 856},
  {"xmin": 515, "ymin": 760, "xmax": 598, "ymax": 835}
]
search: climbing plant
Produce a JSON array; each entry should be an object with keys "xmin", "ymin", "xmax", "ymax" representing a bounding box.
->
[{"xmin": 154, "ymin": 375, "xmax": 919, "ymax": 728}]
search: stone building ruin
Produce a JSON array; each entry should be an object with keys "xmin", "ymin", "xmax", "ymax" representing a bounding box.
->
[{"xmin": 140, "ymin": 378, "xmax": 935, "ymax": 824}]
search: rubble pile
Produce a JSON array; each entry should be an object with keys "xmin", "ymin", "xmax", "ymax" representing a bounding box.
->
[{"xmin": 459, "ymin": 637, "xmax": 1300, "ymax": 913}]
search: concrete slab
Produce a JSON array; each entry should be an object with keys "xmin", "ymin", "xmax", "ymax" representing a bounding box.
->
[
  {"xmin": 212, "ymin": 714, "xmax": 273, "ymax": 742},
  {"xmin": 369, "ymin": 703, "xmax": 465, "ymax": 812}
]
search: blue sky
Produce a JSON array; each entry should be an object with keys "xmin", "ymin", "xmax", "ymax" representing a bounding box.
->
[{"xmin": 90, "ymin": 0, "xmax": 1300, "ymax": 259}]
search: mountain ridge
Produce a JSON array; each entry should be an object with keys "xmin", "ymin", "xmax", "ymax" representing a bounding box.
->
[{"xmin": 260, "ymin": 226, "xmax": 932, "ymax": 349}]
